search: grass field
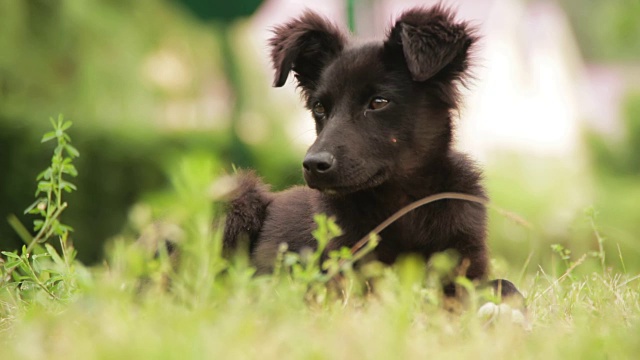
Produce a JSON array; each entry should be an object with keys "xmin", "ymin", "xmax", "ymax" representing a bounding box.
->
[{"xmin": 1, "ymin": 121, "xmax": 639, "ymax": 359}]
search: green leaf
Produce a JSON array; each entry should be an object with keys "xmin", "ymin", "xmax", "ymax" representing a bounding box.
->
[
  {"xmin": 33, "ymin": 219, "xmax": 44, "ymax": 231},
  {"xmin": 61, "ymin": 120, "xmax": 72, "ymax": 131},
  {"xmin": 15, "ymin": 275, "xmax": 32, "ymax": 282},
  {"xmin": 455, "ymin": 276, "xmax": 475, "ymax": 294},
  {"xmin": 60, "ymin": 180, "xmax": 77, "ymax": 192},
  {"xmin": 1, "ymin": 251, "xmax": 21, "ymax": 259},
  {"xmin": 62, "ymin": 164, "xmax": 78, "ymax": 177},
  {"xmin": 31, "ymin": 253, "xmax": 51, "ymax": 261},
  {"xmin": 3, "ymin": 259, "xmax": 22, "ymax": 269},
  {"xmin": 41, "ymin": 131, "xmax": 56, "ymax": 143},
  {"xmin": 24, "ymin": 198, "xmax": 45, "ymax": 215},
  {"xmin": 65, "ymin": 144, "xmax": 80, "ymax": 158},
  {"xmin": 37, "ymin": 181, "xmax": 52, "ymax": 192},
  {"xmin": 45, "ymin": 244, "xmax": 65, "ymax": 266},
  {"xmin": 36, "ymin": 168, "xmax": 52, "ymax": 181},
  {"xmin": 18, "ymin": 260, "xmax": 31, "ymax": 274},
  {"xmin": 57, "ymin": 114, "xmax": 65, "ymax": 127},
  {"xmin": 327, "ymin": 218, "xmax": 343, "ymax": 237},
  {"xmin": 45, "ymin": 275, "xmax": 64, "ymax": 285},
  {"xmin": 58, "ymin": 224, "xmax": 74, "ymax": 233},
  {"xmin": 64, "ymin": 180, "xmax": 77, "ymax": 189},
  {"xmin": 27, "ymin": 207, "xmax": 43, "ymax": 216}
]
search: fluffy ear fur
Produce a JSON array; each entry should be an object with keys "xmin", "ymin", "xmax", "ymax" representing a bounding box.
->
[
  {"xmin": 385, "ymin": 5, "xmax": 477, "ymax": 82},
  {"xmin": 269, "ymin": 11, "xmax": 346, "ymax": 95}
]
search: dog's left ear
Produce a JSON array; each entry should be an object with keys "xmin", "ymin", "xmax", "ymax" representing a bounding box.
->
[
  {"xmin": 385, "ymin": 6, "xmax": 477, "ymax": 82},
  {"xmin": 269, "ymin": 11, "xmax": 346, "ymax": 94}
]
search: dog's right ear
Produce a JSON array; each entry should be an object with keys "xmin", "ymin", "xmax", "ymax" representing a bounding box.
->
[
  {"xmin": 269, "ymin": 11, "xmax": 346, "ymax": 95},
  {"xmin": 384, "ymin": 6, "xmax": 477, "ymax": 83}
]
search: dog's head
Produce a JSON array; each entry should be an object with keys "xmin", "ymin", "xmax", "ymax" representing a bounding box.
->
[{"xmin": 270, "ymin": 6, "xmax": 477, "ymax": 194}]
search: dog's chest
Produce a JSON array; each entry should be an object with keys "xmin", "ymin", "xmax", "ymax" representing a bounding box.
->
[{"xmin": 371, "ymin": 208, "xmax": 446, "ymax": 263}]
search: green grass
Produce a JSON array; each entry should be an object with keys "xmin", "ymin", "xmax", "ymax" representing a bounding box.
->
[
  {"xmin": 1, "ymin": 122, "xmax": 640, "ymax": 359},
  {"xmin": 1, "ymin": 247, "xmax": 638, "ymax": 359}
]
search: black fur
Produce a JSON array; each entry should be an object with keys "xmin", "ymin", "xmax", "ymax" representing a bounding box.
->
[
  {"xmin": 222, "ymin": 172, "xmax": 273, "ymax": 255},
  {"xmin": 270, "ymin": 10, "xmax": 347, "ymax": 91},
  {"xmin": 224, "ymin": 6, "xmax": 521, "ymax": 299}
]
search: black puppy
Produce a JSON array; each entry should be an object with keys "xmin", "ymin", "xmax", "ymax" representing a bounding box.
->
[{"xmin": 224, "ymin": 6, "xmax": 521, "ymax": 300}]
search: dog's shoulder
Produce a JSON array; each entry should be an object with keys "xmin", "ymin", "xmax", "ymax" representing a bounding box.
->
[
  {"xmin": 272, "ymin": 185, "xmax": 322, "ymax": 211},
  {"xmin": 259, "ymin": 185, "xmax": 321, "ymax": 245},
  {"xmin": 252, "ymin": 185, "xmax": 322, "ymax": 273},
  {"xmin": 446, "ymin": 150, "xmax": 486, "ymax": 197},
  {"xmin": 223, "ymin": 171, "xmax": 274, "ymax": 254},
  {"xmin": 424, "ymin": 151, "xmax": 487, "ymax": 246}
]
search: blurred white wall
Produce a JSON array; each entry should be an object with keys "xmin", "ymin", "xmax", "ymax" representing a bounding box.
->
[{"xmin": 249, "ymin": 0, "xmax": 602, "ymax": 164}]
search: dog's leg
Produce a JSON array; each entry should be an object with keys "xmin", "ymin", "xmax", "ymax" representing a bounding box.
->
[
  {"xmin": 486, "ymin": 279, "xmax": 523, "ymax": 300},
  {"xmin": 223, "ymin": 171, "xmax": 273, "ymax": 256},
  {"xmin": 477, "ymin": 279, "xmax": 530, "ymax": 330}
]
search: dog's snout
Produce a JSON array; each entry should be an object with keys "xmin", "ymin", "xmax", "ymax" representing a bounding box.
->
[{"xmin": 303, "ymin": 151, "xmax": 336, "ymax": 175}]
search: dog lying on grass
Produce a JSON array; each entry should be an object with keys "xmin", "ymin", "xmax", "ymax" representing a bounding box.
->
[{"xmin": 223, "ymin": 5, "xmax": 522, "ymax": 301}]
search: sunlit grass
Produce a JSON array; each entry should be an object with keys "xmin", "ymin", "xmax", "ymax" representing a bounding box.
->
[{"xmin": 2, "ymin": 248, "xmax": 638, "ymax": 359}]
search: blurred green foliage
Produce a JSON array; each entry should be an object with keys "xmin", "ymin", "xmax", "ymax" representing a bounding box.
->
[
  {"xmin": 584, "ymin": 93, "xmax": 640, "ymax": 267},
  {"xmin": 587, "ymin": 92, "xmax": 640, "ymax": 175},
  {"xmin": 559, "ymin": 0, "xmax": 640, "ymax": 61},
  {"xmin": 486, "ymin": 92, "xmax": 640, "ymax": 275},
  {"xmin": 0, "ymin": 0, "xmax": 300, "ymax": 263}
]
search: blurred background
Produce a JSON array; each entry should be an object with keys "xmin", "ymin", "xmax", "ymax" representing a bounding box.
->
[{"xmin": 1, "ymin": 0, "xmax": 639, "ymax": 275}]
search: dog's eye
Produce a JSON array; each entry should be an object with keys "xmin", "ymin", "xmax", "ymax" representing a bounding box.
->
[
  {"xmin": 312, "ymin": 102, "xmax": 326, "ymax": 117},
  {"xmin": 369, "ymin": 97, "xmax": 389, "ymax": 110}
]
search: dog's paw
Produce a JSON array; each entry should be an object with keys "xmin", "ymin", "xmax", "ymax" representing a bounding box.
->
[{"xmin": 477, "ymin": 302, "xmax": 531, "ymax": 331}]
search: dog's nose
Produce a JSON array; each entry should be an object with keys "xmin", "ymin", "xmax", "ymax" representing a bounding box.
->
[{"xmin": 303, "ymin": 151, "xmax": 335, "ymax": 175}]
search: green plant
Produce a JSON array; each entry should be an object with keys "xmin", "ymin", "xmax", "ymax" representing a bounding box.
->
[
  {"xmin": 257, "ymin": 213, "xmax": 380, "ymax": 306},
  {"xmin": 1, "ymin": 115, "xmax": 82, "ymax": 303}
]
